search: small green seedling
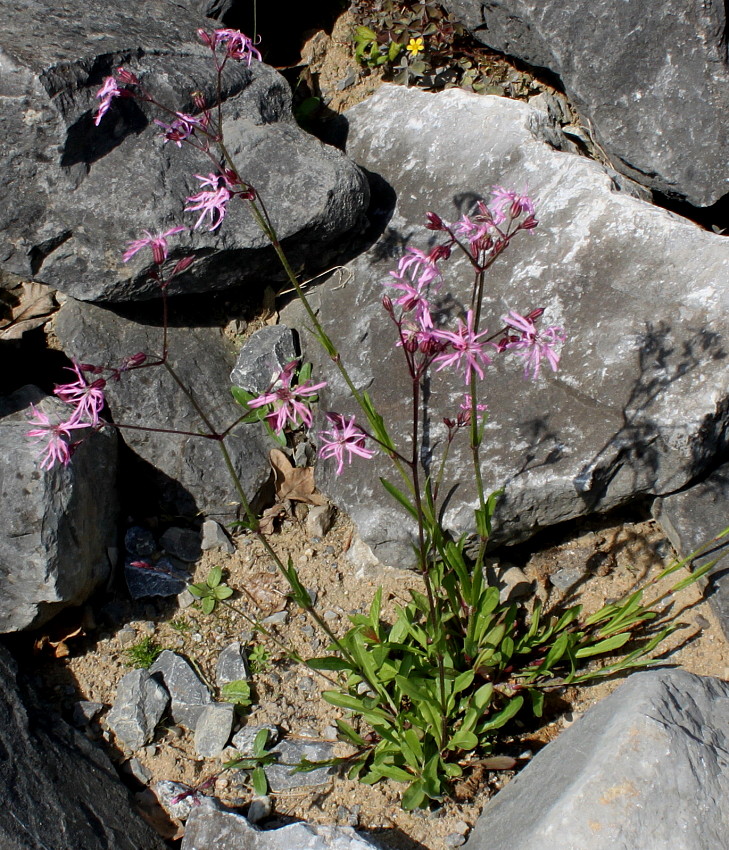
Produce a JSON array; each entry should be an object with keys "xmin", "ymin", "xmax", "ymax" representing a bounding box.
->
[
  {"xmin": 124, "ymin": 636, "xmax": 163, "ymax": 668},
  {"xmin": 223, "ymin": 727, "xmax": 276, "ymax": 796},
  {"xmin": 248, "ymin": 644, "xmax": 271, "ymax": 674},
  {"xmin": 169, "ymin": 617, "xmax": 193, "ymax": 634},
  {"xmin": 220, "ymin": 678, "xmax": 253, "ymax": 710},
  {"xmin": 188, "ymin": 566, "xmax": 233, "ymax": 614}
]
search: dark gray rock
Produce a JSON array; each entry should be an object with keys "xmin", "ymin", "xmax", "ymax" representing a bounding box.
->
[
  {"xmin": 124, "ymin": 526, "xmax": 157, "ymax": 558},
  {"xmin": 194, "ymin": 703, "xmax": 235, "ymax": 757},
  {"xmin": 0, "ymin": 0, "xmax": 369, "ymax": 302},
  {"xmin": 286, "ymin": 86, "xmax": 729, "ymax": 565},
  {"xmin": 54, "ymin": 297, "xmax": 271, "ymax": 519},
  {"xmin": 265, "ymin": 739, "xmax": 335, "ymax": 792},
  {"xmin": 106, "ymin": 668, "xmax": 170, "ymax": 751},
  {"xmin": 652, "ymin": 464, "xmax": 729, "ymax": 638},
  {"xmin": 150, "ymin": 650, "xmax": 213, "ymax": 728},
  {"xmin": 0, "ymin": 385, "xmax": 118, "ymax": 632},
  {"xmin": 441, "ymin": 0, "xmax": 729, "ymax": 207},
  {"xmin": 464, "ymin": 669, "xmax": 729, "ymax": 850},
  {"xmin": 0, "ymin": 643, "xmax": 166, "ymax": 850},
  {"xmin": 216, "ymin": 641, "xmax": 250, "ymax": 685},
  {"xmin": 160, "ymin": 526, "xmax": 202, "ymax": 562},
  {"xmin": 230, "ymin": 326, "xmax": 298, "ymax": 393},
  {"xmin": 125, "ymin": 556, "xmax": 190, "ymax": 598},
  {"xmin": 182, "ymin": 805, "xmax": 380, "ymax": 849}
]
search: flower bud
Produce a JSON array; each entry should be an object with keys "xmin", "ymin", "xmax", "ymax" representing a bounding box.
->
[
  {"xmin": 429, "ymin": 244, "xmax": 451, "ymax": 263},
  {"xmin": 197, "ymin": 28, "xmax": 214, "ymax": 48},
  {"xmin": 381, "ymin": 295, "xmax": 394, "ymax": 314},
  {"xmin": 425, "ymin": 211, "xmax": 445, "ymax": 230},
  {"xmin": 192, "ymin": 91, "xmax": 207, "ymax": 111},
  {"xmin": 172, "ymin": 256, "xmax": 195, "ymax": 276},
  {"xmin": 115, "ymin": 68, "xmax": 139, "ymax": 85}
]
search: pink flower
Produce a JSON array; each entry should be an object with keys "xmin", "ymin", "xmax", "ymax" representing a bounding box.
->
[
  {"xmin": 318, "ymin": 414, "xmax": 375, "ymax": 475},
  {"xmin": 491, "ymin": 187, "xmax": 535, "ymax": 220},
  {"xmin": 432, "ymin": 310, "xmax": 493, "ymax": 384},
  {"xmin": 154, "ymin": 113, "xmax": 202, "ymax": 147},
  {"xmin": 94, "ymin": 76, "xmax": 122, "ymax": 126},
  {"xmin": 500, "ymin": 310, "xmax": 566, "ymax": 379},
  {"xmin": 213, "ymin": 29, "xmax": 262, "ymax": 64},
  {"xmin": 390, "ymin": 247, "xmax": 441, "ymax": 288},
  {"xmin": 384, "ymin": 247, "xmax": 441, "ymax": 328},
  {"xmin": 247, "ymin": 362, "xmax": 327, "ymax": 433},
  {"xmin": 54, "ymin": 362, "xmax": 107, "ymax": 427},
  {"xmin": 25, "ymin": 406, "xmax": 88, "ymax": 470},
  {"xmin": 184, "ymin": 173, "xmax": 234, "ymax": 231},
  {"xmin": 122, "ymin": 227, "xmax": 187, "ymax": 264}
]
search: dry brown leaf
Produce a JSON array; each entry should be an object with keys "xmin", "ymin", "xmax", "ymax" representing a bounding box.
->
[
  {"xmin": 33, "ymin": 625, "xmax": 84, "ymax": 659},
  {"xmin": 269, "ymin": 449, "xmax": 326, "ymax": 506},
  {"xmin": 243, "ymin": 571, "xmax": 287, "ymax": 614},
  {"xmin": 0, "ymin": 281, "xmax": 55, "ymax": 340}
]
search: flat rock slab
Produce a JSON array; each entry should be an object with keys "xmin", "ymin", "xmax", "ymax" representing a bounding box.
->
[
  {"xmin": 289, "ymin": 86, "xmax": 729, "ymax": 564},
  {"xmin": 652, "ymin": 465, "xmax": 729, "ymax": 639},
  {"xmin": 182, "ymin": 806, "xmax": 379, "ymax": 849},
  {"xmin": 0, "ymin": 644, "xmax": 166, "ymax": 849},
  {"xmin": 442, "ymin": 0, "xmax": 729, "ymax": 207},
  {"xmin": 150, "ymin": 650, "xmax": 212, "ymax": 728},
  {"xmin": 106, "ymin": 668, "xmax": 169, "ymax": 752},
  {"xmin": 0, "ymin": 0, "xmax": 368, "ymax": 302},
  {"xmin": 54, "ymin": 297, "xmax": 271, "ymax": 519},
  {"xmin": 464, "ymin": 669, "xmax": 729, "ymax": 850},
  {"xmin": 0, "ymin": 385, "xmax": 118, "ymax": 632}
]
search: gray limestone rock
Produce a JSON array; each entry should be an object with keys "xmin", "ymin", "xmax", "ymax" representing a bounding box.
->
[
  {"xmin": 441, "ymin": 0, "xmax": 729, "ymax": 207},
  {"xmin": 216, "ymin": 641, "xmax": 250, "ymax": 686},
  {"xmin": 202, "ymin": 519, "xmax": 235, "ymax": 553},
  {"xmin": 286, "ymin": 86, "xmax": 729, "ymax": 565},
  {"xmin": 652, "ymin": 464, "xmax": 729, "ymax": 638},
  {"xmin": 194, "ymin": 703, "xmax": 235, "ymax": 757},
  {"xmin": 230, "ymin": 326, "xmax": 298, "ymax": 393},
  {"xmin": 0, "ymin": 644, "xmax": 166, "ymax": 849},
  {"xmin": 464, "ymin": 669, "xmax": 729, "ymax": 850},
  {"xmin": 54, "ymin": 297, "xmax": 271, "ymax": 519},
  {"xmin": 106, "ymin": 668, "xmax": 170, "ymax": 751},
  {"xmin": 0, "ymin": 0, "xmax": 369, "ymax": 302},
  {"xmin": 265, "ymin": 739, "xmax": 336, "ymax": 792},
  {"xmin": 0, "ymin": 385, "xmax": 118, "ymax": 632},
  {"xmin": 182, "ymin": 805, "xmax": 380, "ymax": 849},
  {"xmin": 150, "ymin": 650, "xmax": 212, "ymax": 728},
  {"xmin": 231, "ymin": 724, "xmax": 279, "ymax": 756}
]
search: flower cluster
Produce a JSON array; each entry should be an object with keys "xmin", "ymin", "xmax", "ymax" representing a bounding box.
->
[{"xmin": 248, "ymin": 361, "xmax": 327, "ymax": 433}]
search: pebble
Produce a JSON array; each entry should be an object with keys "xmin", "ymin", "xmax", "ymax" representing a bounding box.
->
[
  {"xmin": 323, "ymin": 610, "xmax": 338, "ymax": 621},
  {"xmin": 125, "ymin": 757, "xmax": 152, "ymax": 785},
  {"xmin": 117, "ymin": 627, "xmax": 138, "ymax": 647},
  {"xmin": 247, "ymin": 795, "xmax": 272, "ymax": 823},
  {"xmin": 262, "ymin": 611, "xmax": 288, "ymax": 626},
  {"xmin": 453, "ymin": 821, "xmax": 469, "ymax": 835},
  {"xmin": 298, "ymin": 676, "xmax": 316, "ymax": 693},
  {"xmin": 321, "ymin": 725, "xmax": 338, "ymax": 741},
  {"xmin": 445, "ymin": 833, "xmax": 466, "ymax": 847}
]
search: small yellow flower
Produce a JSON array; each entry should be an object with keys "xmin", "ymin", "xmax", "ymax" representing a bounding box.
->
[{"xmin": 406, "ymin": 36, "xmax": 425, "ymax": 59}]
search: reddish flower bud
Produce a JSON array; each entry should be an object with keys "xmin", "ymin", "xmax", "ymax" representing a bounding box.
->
[
  {"xmin": 191, "ymin": 91, "xmax": 207, "ymax": 111},
  {"xmin": 172, "ymin": 256, "xmax": 195, "ymax": 276},
  {"xmin": 381, "ymin": 295, "xmax": 394, "ymax": 314},
  {"xmin": 125, "ymin": 352, "xmax": 147, "ymax": 367},
  {"xmin": 115, "ymin": 68, "xmax": 139, "ymax": 85},
  {"xmin": 425, "ymin": 211, "xmax": 445, "ymax": 230},
  {"xmin": 197, "ymin": 28, "xmax": 214, "ymax": 48},
  {"xmin": 520, "ymin": 214, "xmax": 538, "ymax": 230},
  {"xmin": 428, "ymin": 244, "xmax": 451, "ymax": 263},
  {"xmin": 77, "ymin": 362, "xmax": 102, "ymax": 374}
]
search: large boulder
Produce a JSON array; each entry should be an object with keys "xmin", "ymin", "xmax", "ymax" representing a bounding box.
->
[
  {"xmin": 0, "ymin": 385, "xmax": 118, "ymax": 633},
  {"xmin": 54, "ymin": 298, "xmax": 271, "ymax": 519},
  {"xmin": 285, "ymin": 86, "xmax": 729, "ymax": 565},
  {"xmin": 464, "ymin": 669, "xmax": 729, "ymax": 849},
  {"xmin": 0, "ymin": 0, "xmax": 369, "ymax": 302},
  {"xmin": 0, "ymin": 642, "xmax": 166, "ymax": 849},
  {"xmin": 440, "ymin": 0, "xmax": 729, "ymax": 207}
]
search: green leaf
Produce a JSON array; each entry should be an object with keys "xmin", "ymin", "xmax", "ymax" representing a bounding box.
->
[
  {"xmin": 478, "ymin": 695, "xmax": 524, "ymax": 733},
  {"xmin": 253, "ymin": 728, "xmax": 271, "ymax": 756},
  {"xmin": 306, "ymin": 656, "xmax": 353, "ymax": 672},
  {"xmin": 322, "ymin": 691, "xmax": 391, "ymax": 723},
  {"xmin": 529, "ymin": 688, "xmax": 545, "ymax": 718},
  {"xmin": 575, "ymin": 631, "xmax": 631, "ymax": 658},
  {"xmin": 401, "ymin": 779, "xmax": 427, "ymax": 811},
  {"xmin": 221, "ymin": 679, "xmax": 252, "ymax": 707},
  {"xmin": 335, "ymin": 719, "xmax": 368, "ymax": 747},
  {"xmin": 448, "ymin": 728, "xmax": 478, "ymax": 750},
  {"xmin": 371, "ymin": 762, "xmax": 413, "ymax": 783},
  {"xmin": 187, "ymin": 582, "xmax": 207, "ymax": 599},
  {"xmin": 201, "ymin": 596, "xmax": 215, "ymax": 615},
  {"xmin": 207, "ymin": 565, "xmax": 223, "ymax": 588},
  {"xmin": 251, "ymin": 765, "xmax": 268, "ymax": 796},
  {"xmin": 380, "ymin": 478, "xmax": 418, "ymax": 519},
  {"xmin": 215, "ymin": 585, "xmax": 234, "ymax": 600}
]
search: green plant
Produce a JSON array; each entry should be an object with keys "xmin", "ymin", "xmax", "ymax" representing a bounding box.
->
[
  {"xmin": 124, "ymin": 636, "xmax": 163, "ymax": 668},
  {"xmin": 220, "ymin": 678, "xmax": 253, "ymax": 711},
  {"xmin": 248, "ymin": 644, "xmax": 272, "ymax": 674},
  {"xmin": 189, "ymin": 566, "xmax": 234, "ymax": 614},
  {"xmin": 169, "ymin": 616, "xmax": 193, "ymax": 634},
  {"xmin": 224, "ymin": 728, "xmax": 277, "ymax": 796}
]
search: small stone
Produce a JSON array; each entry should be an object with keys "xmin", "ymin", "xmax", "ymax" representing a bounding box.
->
[
  {"xmin": 125, "ymin": 557, "xmax": 189, "ymax": 599},
  {"xmin": 445, "ymin": 833, "xmax": 466, "ymax": 847},
  {"xmin": 106, "ymin": 669, "xmax": 169, "ymax": 752},
  {"xmin": 125, "ymin": 757, "xmax": 152, "ymax": 785},
  {"xmin": 262, "ymin": 611, "xmax": 288, "ymax": 626},
  {"xmin": 453, "ymin": 821, "xmax": 469, "ymax": 835},
  {"xmin": 231, "ymin": 724, "xmax": 278, "ymax": 756},
  {"xmin": 298, "ymin": 676, "xmax": 316, "ymax": 693},
  {"xmin": 150, "ymin": 650, "xmax": 212, "ymax": 729},
  {"xmin": 265, "ymin": 739, "xmax": 336, "ymax": 792},
  {"xmin": 160, "ymin": 527, "xmax": 202, "ymax": 562},
  {"xmin": 201, "ymin": 519, "xmax": 235, "ymax": 554},
  {"xmin": 550, "ymin": 566, "xmax": 587, "ymax": 591},
  {"xmin": 496, "ymin": 565, "xmax": 533, "ymax": 603},
  {"xmin": 323, "ymin": 610, "xmax": 338, "ymax": 621},
  {"xmin": 177, "ymin": 589, "xmax": 196, "ymax": 609},
  {"xmin": 230, "ymin": 325, "xmax": 297, "ymax": 393},
  {"xmin": 216, "ymin": 642, "xmax": 250, "ymax": 686},
  {"xmin": 321, "ymin": 725, "xmax": 339, "ymax": 742},
  {"xmin": 247, "ymin": 795, "xmax": 272, "ymax": 824},
  {"xmin": 306, "ymin": 504, "xmax": 336, "ymax": 538},
  {"xmin": 124, "ymin": 526, "xmax": 156, "ymax": 559},
  {"xmin": 336, "ymin": 68, "xmax": 357, "ymax": 90},
  {"xmin": 155, "ymin": 780, "xmax": 222, "ymax": 822},
  {"xmin": 117, "ymin": 626, "xmax": 138, "ymax": 647},
  {"xmin": 72, "ymin": 700, "xmax": 105, "ymax": 727},
  {"xmin": 194, "ymin": 703, "xmax": 235, "ymax": 758}
]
